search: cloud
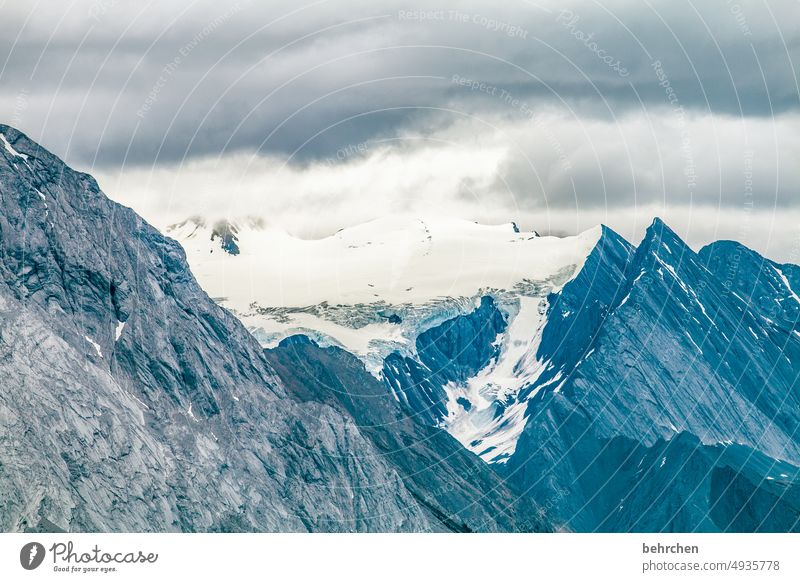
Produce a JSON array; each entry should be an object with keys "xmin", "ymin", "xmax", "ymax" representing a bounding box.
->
[
  {"xmin": 95, "ymin": 109, "xmax": 800, "ymax": 262},
  {"xmin": 3, "ymin": 0, "xmax": 799, "ymax": 261},
  {"xmin": 483, "ymin": 110, "xmax": 800, "ymax": 210},
  {"xmin": 1, "ymin": 0, "xmax": 799, "ymax": 168}
]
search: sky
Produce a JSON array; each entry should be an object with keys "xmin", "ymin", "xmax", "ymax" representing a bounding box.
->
[{"xmin": 1, "ymin": 0, "xmax": 799, "ymax": 261}]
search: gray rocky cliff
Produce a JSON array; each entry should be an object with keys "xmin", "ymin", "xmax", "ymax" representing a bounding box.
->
[{"xmin": 0, "ymin": 124, "xmax": 539, "ymax": 532}]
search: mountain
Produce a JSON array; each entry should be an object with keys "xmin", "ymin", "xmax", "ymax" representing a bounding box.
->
[
  {"xmin": 263, "ymin": 336, "xmax": 544, "ymax": 532},
  {"xmin": 504, "ymin": 219, "xmax": 800, "ymax": 530},
  {"xmin": 0, "ymin": 124, "xmax": 547, "ymax": 532},
  {"xmin": 172, "ymin": 210, "xmax": 800, "ymax": 532}
]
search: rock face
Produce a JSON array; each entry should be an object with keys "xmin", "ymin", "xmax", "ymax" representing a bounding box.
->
[
  {"xmin": 382, "ymin": 296, "xmax": 507, "ymax": 426},
  {"xmin": 512, "ymin": 431, "xmax": 800, "ymax": 532},
  {"xmin": 263, "ymin": 337, "xmax": 547, "ymax": 532},
  {"xmin": 0, "ymin": 124, "xmax": 544, "ymax": 532}
]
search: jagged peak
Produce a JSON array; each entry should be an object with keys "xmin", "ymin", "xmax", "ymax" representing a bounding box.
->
[
  {"xmin": 699, "ymin": 238, "xmax": 800, "ymax": 317},
  {"xmin": 632, "ymin": 217, "xmax": 696, "ymax": 268},
  {"xmin": 598, "ymin": 223, "xmax": 634, "ymax": 249},
  {"xmin": 167, "ymin": 215, "xmax": 271, "ymax": 256},
  {"xmin": 698, "ymin": 238, "xmax": 782, "ymax": 270},
  {"xmin": 576, "ymin": 223, "xmax": 636, "ymax": 276},
  {"xmin": 210, "ymin": 219, "xmax": 240, "ymax": 256},
  {"xmin": 601, "ymin": 218, "xmax": 702, "ymax": 314},
  {"xmin": 644, "ymin": 216, "xmax": 686, "ymax": 246}
]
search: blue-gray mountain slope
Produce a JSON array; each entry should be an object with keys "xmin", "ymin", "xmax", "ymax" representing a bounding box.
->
[{"xmin": 380, "ymin": 218, "xmax": 800, "ymax": 531}]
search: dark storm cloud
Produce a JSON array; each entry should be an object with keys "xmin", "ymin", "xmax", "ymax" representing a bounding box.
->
[{"xmin": 1, "ymin": 0, "xmax": 799, "ymax": 170}]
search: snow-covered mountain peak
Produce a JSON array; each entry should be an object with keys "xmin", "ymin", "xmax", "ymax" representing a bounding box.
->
[
  {"xmin": 167, "ymin": 216, "xmax": 271, "ymax": 257},
  {"xmin": 170, "ymin": 214, "xmax": 601, "ymax": 310}
]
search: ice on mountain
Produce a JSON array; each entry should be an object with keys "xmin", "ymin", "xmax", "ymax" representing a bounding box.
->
[
  {"xmin": 84, "ymin": 335, "xmax": 103, "ymax": 358},
  {"xmin": 0, "ymin": 133, "xmax": 28, "ymax": 160},
  {"xmin": 115, "ymin": 321, "xmax": 126, "ymax": 341}
]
